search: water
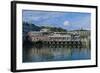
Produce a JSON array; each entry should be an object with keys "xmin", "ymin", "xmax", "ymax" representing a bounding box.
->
[{"xmin": 23, "ymin": 44, "xmax": 91, "ymax": 63}]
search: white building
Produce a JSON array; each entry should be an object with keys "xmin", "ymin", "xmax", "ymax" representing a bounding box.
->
[{"xmin": 27, "ymin": 29, "xmax": 81, "ymax": 42}]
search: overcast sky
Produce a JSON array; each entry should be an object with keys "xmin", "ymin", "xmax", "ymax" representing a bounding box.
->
[{"xmin": 22, "ymin": 10, "xmax": 91, "ymax": 30}]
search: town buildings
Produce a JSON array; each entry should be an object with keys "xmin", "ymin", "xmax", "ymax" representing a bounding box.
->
[
  {"xmin": 27, "ymin": 28, "xmax": 90, "ymax": 43},
  {"xmin": 23, "ymin": 23, "xmax": 90, "ymax": 46}
]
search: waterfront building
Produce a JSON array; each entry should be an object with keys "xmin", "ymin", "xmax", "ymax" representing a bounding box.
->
[
  {"xmin": 27, "ymin": 31, "xmax": 49, "ymax": 42},
  {"xmin": 27, "ymin": 28, "xmax": 81, "ymax": 42}
]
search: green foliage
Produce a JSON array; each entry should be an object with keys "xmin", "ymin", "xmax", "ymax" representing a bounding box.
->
[
  {"xmin": 23, "ymin": 22, "xmax": 67, "ymax": 32},
  {"xmin": 41, "ymin": 26, "xmax": 67, "ymax": 32},
  {"xmin": 23, "ymin": 22, "xmax": 41, "ymax": 31}
]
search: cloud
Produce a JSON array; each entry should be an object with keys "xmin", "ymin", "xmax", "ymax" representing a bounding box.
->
[
  {"xmin": 23, "ymin": 10, "xmax": 65, "ymax": 22},
  {"xmin": 63, "ymin": 20, "xmax": 69, "ymax": 26},
  {"xmin": 31, "ymin": 16, "xmax": 41, "ymax": 21}
]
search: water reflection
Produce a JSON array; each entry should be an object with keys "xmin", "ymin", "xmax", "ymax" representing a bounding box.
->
[{"xmin": 23, "ymin": 45, "xmax": 91, "ymax": 63}]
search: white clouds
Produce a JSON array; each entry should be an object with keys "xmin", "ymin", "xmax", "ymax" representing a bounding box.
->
[
  {"xmin": 31, "ymin": 16, "xmax": 41, "ymax": 21},
  {"xmin": 63, "ymin": 20, "xmax": 69, "ymax": 26},
  {"xmin": 23, "ymin": 10, "xmax": 65, "ymax": 22},
  {"xmin": 30, "ymin": 12, "xmax": 63, "ymax": 21}
]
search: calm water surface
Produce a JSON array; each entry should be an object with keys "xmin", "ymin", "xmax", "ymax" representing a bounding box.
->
[{"xmin": 23, "ymin": 45, "xmax": 91, "ymax": 62}]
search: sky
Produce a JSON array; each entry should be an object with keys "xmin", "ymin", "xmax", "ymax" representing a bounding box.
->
[{"xmin": 22, "ymin": 10, "xmax": 91, "ymax": 30}]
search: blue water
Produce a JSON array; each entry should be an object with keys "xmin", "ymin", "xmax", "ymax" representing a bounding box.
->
[{"xmin": 23, "ymin": 45, "xmax": 91, "ymax": 62}]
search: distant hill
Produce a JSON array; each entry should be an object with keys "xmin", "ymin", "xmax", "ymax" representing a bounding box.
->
[
  {"xmin": 23, "ymin": 22, "xmax": 67, "ymax": 32},
  {"xmin": 40, "ymin": 26, "xmax": 67, "ymax": 32},
  {"xmin": 23, "ymin": 22, "xmax": 41, "ymax": 31}
]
